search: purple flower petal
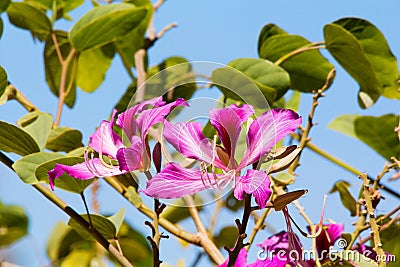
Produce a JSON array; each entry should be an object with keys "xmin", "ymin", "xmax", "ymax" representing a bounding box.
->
[
  {"xmin": 48, "ymin": 159, "xmax": 125, "ymax": 190},
  {"xmin": 116, "ymin": 136, "xmax": 144, "ymax": 171},
  {"xmin": 117, "ymin": 97, "xmax": 166, "ymax": 138},
  {"xmin": 163, "ymin": 120, "xmax": 219, "ymax": 166},
  {"xmin": 210, "ymin": 104, "xmax": 254, "ymax": 164},
  {"xmin": 136, "ymin": 98, "xmax": 188, "ymax": 140},
  {"xmin": 234, "ymin": 169, "xmax": 271, "ymax": 208},
  {"xmin": 89, "ymin": 109, "xmax": 124, "ymax": 158},
  {"xmin": 355, "ymin": 244, "xmax": 392, "ymax": 263},
  {"xmin": 239, "ymin": 108, "xmax": 301, "ymax": 169},
  {"xmin": 306, "ymin": 223, "xmax": 343, "ymax": 257},
  {"xmin": 142, "ymin": 162, "xmax": 211, "ymax": 199}
]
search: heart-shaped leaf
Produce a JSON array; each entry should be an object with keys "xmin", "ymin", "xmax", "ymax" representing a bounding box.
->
[
  {"xmin": 13, "ymin": 152, "xmax": 62, "ymax": 184},
  {"xmin": 259, "ymin": 24, "xmax": 334, "ymax": 92},
  {"xmin": 45, "ymin": 127, "xmax": 83, "ymax": 152},
  {"xmin": 0, "ymin": 66, "xmax": 7, "ymax": 98},
  {"xmin": 324, "ymin": 18, "xmax": 399, "ymax": 108},
  {"xmin": 17, "ymin": 112, "xmax": 53, "ymax": 151},
  {"xmin": 6, "ymin": 2, "xmax": 51, "ymax": 41},
  {"xmin": 212, "ymin": 58, "xmax": 290, "ymax": 106}
]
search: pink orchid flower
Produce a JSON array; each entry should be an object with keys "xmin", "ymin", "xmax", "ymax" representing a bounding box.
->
[
  {"xmin": 48, "ymin": 97, "xmax": 187, "ymax": 190},
  {"xmin": 143, "ymin": 104, "xmax": 302, "ymax": 208}
]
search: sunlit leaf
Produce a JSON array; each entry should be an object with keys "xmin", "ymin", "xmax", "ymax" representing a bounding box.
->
[
  {"xmin": 113, "ymin": 222, "xmax": 152, "ymax": 266},
  {"xmin": 147, "ymin": 56, "xmax": 197, "ymax": 102},
  {"xmin": 6, "ymin": 2, "xmax": 51, "ymax": 41},
  {"xmin": 68, "ymin": 214, "xmax": 117, "ymax": 240},
  {"xmin": 0, "ymin": 202, "xmax": 29, "ymax": 248},
  {"xmin": 0, "ymin": 0, "xmax": 10, "ymax": 13},
  {"xmin": 76, "ymin": 43, "xmax": 115, "ymax": 92},
  {"xmin": 35, "ymin": 157, "xmax": 94, "ymax": 193},
  {"xmin": 17, "ymin": 112, "xmax": 53, "ymax": 151},
  {"xmin": 354, "ymin": 114, "xmax": 400, "ymax": 160},
  {"xmin": 115, "ymin": 0, "xmax": 153, "ymax": 68},
  {"xmin": 108, "ymin": 208, "xmax": 125, "ymax": 235},
  {"xmin": 44, "ymin": 30, "xmax": 77, "ymax": 108},
  {"xmin": 273, "ymin": 172, "xmax": 295, "ymax": 186},
  {"xmin": 0, "ymin": 121, "xmax": 40, "ymax": 155},
  {"xmin": 259, "ymin": 24, "xmax": 334, "ymax": 92},
  {"xmin": 45, "ymin": 127, "xmax": 83, "ymax": 152},
  {"xmin": 324, "ymin": 18, "xmax": 399, "ymax": 108},
  {"xmin": 0, "ymin": 66, "xmax": 7, "ymax": 98},
  {"xmin": 329, "ymin": 180, "xmax": 357, "ymax": 216},
  {"xmin": 212, "ymin": 58, "xmax": 290, "ymax": 106},
  {"xmin": 70, "ymin": 3, "xmax": 147, "ymax": 51},
  {"xmin": 213, "ymin": 226, "xmax": 237, "ymax": 248},
  {"xmin": 380, "ymin": 220, "xmax": 400, "ymax": 263},
  {"xmin": 13, "ymin": 152, "xmax": 62, "ymax": 184},
  {"xmin": 328, "ymin": 114, "xmax": 359, "ymax": 138},
  {"xmin": 60, "ymin": 250, "xmax": 95, "ymax": 267}
]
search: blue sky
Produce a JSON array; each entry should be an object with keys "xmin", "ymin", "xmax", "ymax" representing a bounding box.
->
[{"xmin": 0, "ymin": 1, "xmax": 399, "ymax": 266}]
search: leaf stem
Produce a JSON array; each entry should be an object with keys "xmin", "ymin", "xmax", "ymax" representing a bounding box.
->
[{"xmin": 6, "ymin": 84, "xmax": 39, "ymax": 112}]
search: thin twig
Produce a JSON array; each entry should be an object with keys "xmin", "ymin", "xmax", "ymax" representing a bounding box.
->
[
  {"xmin": 6, "ymin": 84, "xmax": 39, "ymax": 112},
  {"xmin": 157, "ymin": 22, "xmax": 178, "ymax": 39},
  {"xmin": 359, "ymin": 173, "xmax": 386, "ymax": 267},
  {"xmin": 133, "ymin": 49, "xmax": 147, "ymax": 103}
]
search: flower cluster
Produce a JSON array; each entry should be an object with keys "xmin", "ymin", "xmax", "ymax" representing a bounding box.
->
[{"xmin": 48, "ymin": 97, "xmax": 301, "ymax": 209}]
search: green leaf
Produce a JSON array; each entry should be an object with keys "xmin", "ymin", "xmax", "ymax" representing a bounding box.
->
[
  {"xmin": 6, "ymin": 2, "xmax": 51, "ymax": 41},
  {"xmin": 0, "ymin": 18, "xmax": 3, "ymax": 40},
  {"xmin": 324, "ymin": 18, "xmax": 399, "ymax": 108},
  {"xmin": 29, "ymin": 0, "xmax": 84, "ymax": 21},
  {"xmin": 60, "ymin": 250, "xmax": 95, "ymax": 267},
  {"xmin": 161, "ymin": 198, "xmax": 203, "ymax": 224},
  {"xmin": 46, "ymin": 222, "xmax": 88, "ymax": 261},
  {"xmin": 328, "ymin": 114, "xmax": 359, "ymax": 138},
  {"xmin": 213, "ymin": 226, "xmax": 237, "ymax": 248},
  {"xmin": 66, "ymin": 147, "xmax": 86, "ymax": 157},
  {"xmin": 114, "ymin": 222, "xmax": 152, "ymax": 266},
  {"xmin": 68, "ymin": 214, "xmax": 116, "ymax": 240},
  {"xmin": 70, "ymin": 3, "xmax": 147, "ymax": 51},
  {"xmin": 259, "ymin": 27, "xmax": 334, "ymax": 92},
  {"xmin": 329, "ymin": 114, "xmax": 400, "ymax": 160},
  {"xmin": 0, "ymin": 0, "xmax": 10, "ymax": 13},
  {"xmin": 380, "ymin": 220, "xmax": 400, "ymax": 263},
  {"xmin": 354, "ymin": 114, "xmax": 400, "ymax": 160},
  {"xmin": 35, "ymin": 157, "xmax": 94, "ymax": 193},
  {"xmin": 329, "ymin": 180, "xmax": 357, "ymax": 216},
  {"xmin": 45, "ymin": 127, "xmax": 83, "ymax": 152},
  {"xmin": 273, "ymin": 172, "xmax": 295, "ymax": 186},
  {"xmin": 115, "ymin": 0, "xmax": 153, "ymax": 68},
  {"xmin": 212, "ymin": 58, "xmax": 290, "ymax": 106},
  {"xmin": 44, "ymin": 30, "xmax": 77, "ymax": 108},
  {"xmin": 127, "ymin": 186, "xmax": 142, "ymax": 208},
  {"xmin": 285, "ymin": 91, "xmax": 301, "ymax": 111},
  {"xmin": 147, "ymin": 56, "xmax": 197, "ymax": 102},
  {"xmin": 0, "ymin": 202, "xmax": 29, "ymax": 248},
  {"xmin": 0, "ymin": 120, "xmax": 40, "ymax": 155},
  {"xmin": 13, "ymin": 152, "xmax": 62, "ymax": 184},
  {"xmin": 0, "ymin": 66, "xmax": 7, "ymax": 98},
  {"xmin": 17, "ymin": 112, "xmax": 53, "ymax": 151},
  {"xmin": 257, "ymin": 23, "xmax": 287, "ymax": 53},
  {"xmin": 76, "ymin": 43, "xmax": 115, "ymax": 92},
  {"xmin": 107, "ymin": 208, "xmax": 125, "ymax": 235}
]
